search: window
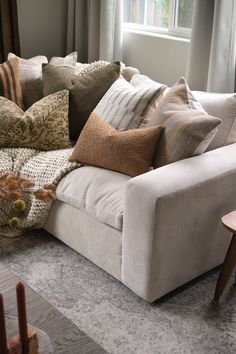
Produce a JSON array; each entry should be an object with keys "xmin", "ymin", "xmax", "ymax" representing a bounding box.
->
[{"xmin": 123, "ymin": 0, "xmax": 194, "ymax": 38}]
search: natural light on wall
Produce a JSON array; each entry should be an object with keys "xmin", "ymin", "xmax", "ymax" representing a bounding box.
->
[{"xmin": 123, "ymin": 0, "xmax": 194, "ymax": 38}]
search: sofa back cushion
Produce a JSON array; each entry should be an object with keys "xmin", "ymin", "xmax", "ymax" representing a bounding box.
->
[
  {"xmin": 43, "ymin": 62, "xmax": 121, "ymax": 141},
  {"xmin": 193, "ymin": 91, "xmax": 236, "ymax": 151}
]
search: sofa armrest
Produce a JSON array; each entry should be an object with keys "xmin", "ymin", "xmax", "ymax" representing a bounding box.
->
[{"xmin": 122, "ymin": 143, "xmax": 236, "ymax": 302}]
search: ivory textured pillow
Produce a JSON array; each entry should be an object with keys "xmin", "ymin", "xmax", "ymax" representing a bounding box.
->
[
  {"xmin": 94, "ymin": 77, "xmax": 166, "ymax": 130},
  {"xmin": 69, "ymin": 112, "xmax": 163, "ymax": 177},
  {"xmin": 8, "ymin": 53, "xmax": 48, "ymax": 109},
  {"xmin": 43, "ymin": 62, "xmax": 121, "ymax": 141},
  {"xmin": 0, "ymin": 90, "xmax": 71, "ymax": 150},
  {"xmin": 0, "ymin": 57, "xmax": 24, "ymax": 110},
  {"xmin": 147, "ymin": 78, "xmax": 222, "ymax": 167}
]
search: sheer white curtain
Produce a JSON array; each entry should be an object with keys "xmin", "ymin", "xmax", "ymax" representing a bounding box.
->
[
  {"xmin": 186, "ymin": 0, "xmax": 236, "ymax": 93},
  {"xmin": 67, "ymin": 0, "xmax": 123, "ymax": 63}
]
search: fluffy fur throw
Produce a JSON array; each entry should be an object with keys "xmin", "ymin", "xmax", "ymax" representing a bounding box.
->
[{"xmin": 0, "ymin": 148, "xmax": 78, "ymax": 238}]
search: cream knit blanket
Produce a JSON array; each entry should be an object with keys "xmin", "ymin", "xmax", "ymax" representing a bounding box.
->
[{"xmin": 0, "ymin": 148, "xmax": 79, "ymax": 237}]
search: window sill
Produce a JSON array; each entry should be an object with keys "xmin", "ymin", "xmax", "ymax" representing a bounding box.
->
[{"xmin": 123, "ymin": 27, "xmax": 190, "ymax": 43}]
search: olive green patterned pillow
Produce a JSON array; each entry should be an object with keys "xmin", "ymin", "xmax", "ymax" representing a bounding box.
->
[{"xmin": 0, "ymin": 90, "xmax": 71, "ymax": 150}]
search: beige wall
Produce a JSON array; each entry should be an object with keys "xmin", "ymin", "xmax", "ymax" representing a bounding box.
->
[
  {"xmin": 123, "ymin": 29, "xmax": 190, "ymax": 86},
  {"xmin": 17, "ymin": 0, "xmax": 68, "ymax": 59}
]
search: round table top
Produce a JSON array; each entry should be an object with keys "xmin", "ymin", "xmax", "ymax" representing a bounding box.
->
[{"xmin": 221, "ymin": 210, "xmax": 236, "ymax": 234}]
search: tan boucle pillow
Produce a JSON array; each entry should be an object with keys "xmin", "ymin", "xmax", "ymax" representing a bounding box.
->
[{"xmin": 69, "ymin": 112, "xmax": 163, "ymax": 177}]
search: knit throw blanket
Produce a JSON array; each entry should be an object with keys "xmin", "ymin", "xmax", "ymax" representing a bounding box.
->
[{"xmin": 0, "ymin": 148, "xmax": 79, "ymax": 238}]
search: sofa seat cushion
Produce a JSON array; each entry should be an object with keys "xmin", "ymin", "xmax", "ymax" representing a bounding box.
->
[{"xmin": 56, "ymin": 166, "xmax": 131, "ymax": 230}]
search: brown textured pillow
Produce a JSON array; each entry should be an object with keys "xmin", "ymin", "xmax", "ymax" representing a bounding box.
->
[
  {"xmin": 69, "ymin": 112, "xmax": 163, "ymax": 177},
  {"xmin": 43, "ymin": 62, "xmax": 121, "ymax": 141},
  {"xmin": 0, "ymin": 57, "xmax": 24, "ymax": 110}
]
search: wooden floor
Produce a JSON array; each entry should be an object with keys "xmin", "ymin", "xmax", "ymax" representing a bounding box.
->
[{"xmin": 0, "ymin": 263, "xmax": 106, "ymax": 354}]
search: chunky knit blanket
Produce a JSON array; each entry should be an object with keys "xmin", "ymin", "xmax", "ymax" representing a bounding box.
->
[{"xmin": 0, "ymin": 148, "xmax": 79, "ymax": 238}]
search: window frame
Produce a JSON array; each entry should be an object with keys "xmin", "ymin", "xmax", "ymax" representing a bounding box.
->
[{"xmin": 123, "ymin": 0, "xmax": 193, "ymax": 39}]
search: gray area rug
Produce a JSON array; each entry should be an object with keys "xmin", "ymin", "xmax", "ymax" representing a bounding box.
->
[{"xmin": 0, "ymin": 229, "xmax": 235, "ymax": 354}]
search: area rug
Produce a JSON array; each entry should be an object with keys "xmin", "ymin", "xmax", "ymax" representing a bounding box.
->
[{"xmin": 0, "ymin": 230, "xmax": 235, "ymax": 354}]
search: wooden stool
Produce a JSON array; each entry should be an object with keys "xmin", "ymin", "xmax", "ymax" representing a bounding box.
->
[{"xmin": 214, "ymin": 210, "xmax": 236, "ymax": 300}]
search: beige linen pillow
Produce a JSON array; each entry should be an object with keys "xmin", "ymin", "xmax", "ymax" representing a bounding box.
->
[
  {"xmin": 69, "ymin": 112, "xmax": 163, "ymax": 177},
  {"xmin": 8, "ymin": 53, "xmax": 48, "ymax": 109},
  {"xmin": 94, "ymin": 77, "xmax": 166, "ymax": 130},
  {"xmin": 0, "ymin": 90, "xmax": 71, "ymax": 150},
  {"xmin": 147, "ymin": 78, "xmax": 222, "ymax": 167},
  {"xmin": 0, "ymin": 57, "xmax": 24, "ymax": 110}
]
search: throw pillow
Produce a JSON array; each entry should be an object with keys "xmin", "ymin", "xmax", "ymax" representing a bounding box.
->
[
  {"xmin": 0, "ymin": 57, "xmax": 24, "ymax": 110},
  {"xmin": 8, "ymin": 53, "xmax": 48, "ymax": 109},
  {"xmin": 69, "ymin": 112, "xmax": 163, "ymax": 177},
  {"xmin": 130, "ymin": 74, "xmax": 168, "ymax": 125},
  {"xmin": 49, "ymin": 51, "xmax": 78, "ymax": 67},
  {"xmin": 94, "ymin": 77, "xmax": 166, "ymax": 130},
  {"xmin": 146, "ymin": 77, "xmax": 222, "ymax": 167},
  {"xmin": 75, "ymin": 60, "xmax": 110, "ymax": 75},
  {"xmin": 75, "ymin": 60, "xmax": 139, "ymax": 81},
  {"xmin": 43, "ymin": 62, "xmax": 121, "ymax": 141},
  {"xmin": 0, "ymin": 90, "xmax": 71, "ymax": 150}
]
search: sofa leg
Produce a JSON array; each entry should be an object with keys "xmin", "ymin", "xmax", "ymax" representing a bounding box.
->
[{"xmin": 214, "ymin": 234, "xmax": 236, "ymax": 301}]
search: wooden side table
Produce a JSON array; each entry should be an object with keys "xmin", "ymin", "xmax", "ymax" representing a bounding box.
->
[{"xmin": 214, "ymin": 210, "xmax": 236, "ymax": 300}]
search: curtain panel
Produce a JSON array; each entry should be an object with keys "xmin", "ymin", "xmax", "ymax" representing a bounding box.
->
[
  {"xmin": 67, "ymin": 0, "xmax": 123, "ymax": 63},
  {"xmin": 0, "ymin": 0, "xmax": 21, "ymax": 63},
  {"xmin": 186, "ymin": 0, "xmax": 236, "ymax": 93}
]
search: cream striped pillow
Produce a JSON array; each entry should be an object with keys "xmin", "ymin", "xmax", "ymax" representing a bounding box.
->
[{"xmin": 94, "ymin": 77, "xmax": 166, "ymax": 130}]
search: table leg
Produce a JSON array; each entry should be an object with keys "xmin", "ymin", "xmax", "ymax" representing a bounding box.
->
[{"xmin": 214, "ymin": 234, "xmax": 236, "ymax": 300}]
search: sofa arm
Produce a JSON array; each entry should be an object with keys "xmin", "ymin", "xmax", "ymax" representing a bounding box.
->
[{"xmin": 122, "ymin": 143, "xmax": 236, "ymax": 302}]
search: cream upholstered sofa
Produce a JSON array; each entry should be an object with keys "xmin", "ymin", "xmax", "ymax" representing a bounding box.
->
[{"xmin": 44, "ymin": 85, "xmax": 236, "ymax": 302}]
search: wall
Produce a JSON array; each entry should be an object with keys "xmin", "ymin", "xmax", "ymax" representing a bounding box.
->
[
  {"xmin": 17, "ymin": 0, "xmax": 68, "ymax": 59},
  {"xmin": 16, "ymin": 1, "xmax": 189, "ymax": 85},
  {"xmin": 123, "ymin": 29, "xmax": 190, "ymax": 86}
]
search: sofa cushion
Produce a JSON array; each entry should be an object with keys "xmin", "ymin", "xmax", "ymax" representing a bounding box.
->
[
  {"xmin": 56, "ymin": 166, "xmax": 131, "ymax": 230},
  {"xmin": 193, "ymin": 91, "xmax": 236, "ymax": 151}
]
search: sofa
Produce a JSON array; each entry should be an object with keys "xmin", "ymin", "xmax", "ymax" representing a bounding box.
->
[
  {"xmin": 43, "ymin": 87, "xmax": 236, "ymax": 302},
  {"xmin": 1, "ymin": 52, "xmax": 235, "ymax": 302}
]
